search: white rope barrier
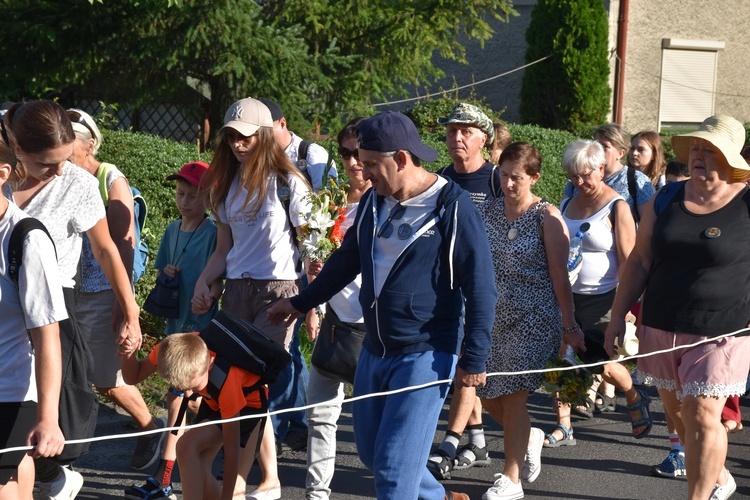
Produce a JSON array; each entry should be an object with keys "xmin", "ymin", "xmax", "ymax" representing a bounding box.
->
[
  {"xmin": 372, "ymin": 56, "xmax": 551, "ymax": 107},
  {"xmin": 1, "ymin": 325, "xmax": 747, "ymax": 456}
]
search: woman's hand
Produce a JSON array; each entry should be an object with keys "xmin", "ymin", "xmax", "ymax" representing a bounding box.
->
[
  {"xmin": 26, "ymin": 418, "xmax": 65, "ymax": 458},
  {"xmin": 604, "ymin": 319, "xmax": 626, "ymax": 358},
  {"xmin": 192, "ymin": 281, "xmax": 214, "ymax": 315},
  {"xmin": 117, "ymin": 314, "xmax": 142, "ymax": 356},
  {"xmin": 563, "ymin": 326, "xmax": 586, "ymax": 352},
  {"xmin": 305, "ymin": 310, "xmax": 320, "ymax": 341}
]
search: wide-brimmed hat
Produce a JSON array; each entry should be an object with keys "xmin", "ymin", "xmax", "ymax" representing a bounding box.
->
[
  {"xmin": 358, "ymin": 112, "xmax": 438, "ymax": 162},
  {"xmin": 220, "ymin": 97, "xmax": 273, "ymax": 137},
  {"xmin": 671, "ymin": 115, "xmax": 750, "ymax": 180},
  {"xmin": 437, "ymin": 103, "xmax": 494, "ymax": 144}
]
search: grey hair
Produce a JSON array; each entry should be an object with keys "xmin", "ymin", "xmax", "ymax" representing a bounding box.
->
[{"xmin": 562, "ymin": 139, "xmax": 606, "ymax": 174}]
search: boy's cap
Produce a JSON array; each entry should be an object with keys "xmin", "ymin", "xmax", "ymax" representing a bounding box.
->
[
  {"xmin": 257, "ymin": 97, "xmax": 284, "ymax": 122},
  {"xmin": 437, "ymin": 103, "xmax": 495, "ymax": 144},
  {"xmin": 358, "ymin": 111, "xmax": 438, "ymax": 162},
  {"xmin": 167, "ymin": 161, "xmax": 210, "ymax": 187},
  {"xmin": 220, "ymin": 97, "xmax": 273, "ymax": 137}
]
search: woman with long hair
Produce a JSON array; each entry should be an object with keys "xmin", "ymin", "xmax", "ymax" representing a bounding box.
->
[
  {"xmin": 191, "ymin": 97, "xmax": 312, "ymax": 500},
  {"xmin": 629, "ymin": 130, "xmax": 666, "ymax": 188},
  {"xmin": 3, "ymin": 100, "xmax": 142, "ymax": 498}
]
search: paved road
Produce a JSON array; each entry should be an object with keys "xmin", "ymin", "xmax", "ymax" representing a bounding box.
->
[{"xmin": 75, "ymin": 387, "xmax": 749, "ymax": 499}]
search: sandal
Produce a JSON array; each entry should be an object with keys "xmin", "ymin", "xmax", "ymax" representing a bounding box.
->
[
  {"xmin": 571, "ymin": 398, "xmax": 594, "ymax": 419},
  {"xmin": 722, "ymin": 420, "xmax": 744, "ymax": 433},
  {"xmin": 453, "ymin": 443, "xmax": 491, "ymax": 469},
  {"xmin": 595, "ymin": 393, "xmax": 617, "ymax": 413},
  {"xmin": 426, "ymin": 449, "xmax": 453, "ymax": 480},
  {"xmin": 627, "ymin": 388, "xmax": 653, "ymax": 439},
  {"xmin": 543, "ymin": 424, "xmax": 577, "ymax": 448}
]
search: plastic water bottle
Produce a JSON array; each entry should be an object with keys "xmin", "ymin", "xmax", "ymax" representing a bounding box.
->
[{"xmin": 567, "ymin": 231, "xmax": 584, "ymax": 272}]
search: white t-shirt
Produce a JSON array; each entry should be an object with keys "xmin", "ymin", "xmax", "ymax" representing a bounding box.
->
[
  {"xmin": 3, "ymin": 162, "xmax": 106, "ymax": 288},
  {"xmin": 218, "ymin": 173, "xmax": 311, "ymax": 280},
  {"xmin": 327, "ymin": 202, "xmax": 364, "ymax": 323},
  {"xmin": 373, "ymin": 175, "xmax": 448, "ymax": 296},
  {"xmin": 562, "ymin": 197, "xmax": 623, "ymax": 295},
  {"xmin": 285, "ymin": 132, "xmax": 337, "ymax": 192},
  {"xmin": 0, "ymin": 202, "xmax": 68, "ymax": 403}
]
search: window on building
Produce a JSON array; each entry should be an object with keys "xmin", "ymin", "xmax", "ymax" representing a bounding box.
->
[{"xmin": 658, "ymin": 39, "xmax": 725, "ymax": 132}]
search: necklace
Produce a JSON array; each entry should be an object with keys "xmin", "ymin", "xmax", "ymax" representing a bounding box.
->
[
  {"xmin": 171, "ymin": 217, "xmax": 207, "ymax": 267},
  {"xmin": 401, "ymin": 169, "xmax": 427, "ymax": 201}
]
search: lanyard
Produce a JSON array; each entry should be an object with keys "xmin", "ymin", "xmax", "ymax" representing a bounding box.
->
[{"xmin": 170, "ymin": 217, "xmax": 206, "ymax": 267}]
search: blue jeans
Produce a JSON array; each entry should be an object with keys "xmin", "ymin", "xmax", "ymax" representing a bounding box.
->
[
  {"xmin": 269, "ymin": 316, "xmax": 309, "ymax": 442},
  {"xmin": 353, "ymin": 349, "xmax": 457, "ymax": 500}
]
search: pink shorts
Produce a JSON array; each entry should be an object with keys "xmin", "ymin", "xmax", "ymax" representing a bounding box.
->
[{"xmin": 637, "ymin": 325, "xmax": 750, "ymax": 400}]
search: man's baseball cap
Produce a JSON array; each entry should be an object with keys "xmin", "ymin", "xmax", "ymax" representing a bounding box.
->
[
  {"xmin": 167, "ymin": 161, "xmax": 210, "ymax": 188},
  {"xmin": 358, "ymin": 112, "xmax": 438, "ymax": 163},
  {"xmin": 220, "ymin": 97, "xmax": 273, "ymax": 137},
  {"xmin": 437, "ymin": 103, "xmax": 495, "ymax": 144},
  {"xmin": 257, "ymin": 97, "xmax": 284, "ymax": 122}
]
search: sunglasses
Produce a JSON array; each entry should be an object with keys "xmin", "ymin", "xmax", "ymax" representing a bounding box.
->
[
  {"xmin": 338, "ymin": 146, "xmax": 359, "ymax": 161},
  {"xmin": 377, "ymin": 203, "xmax": 407, "ymax": 239},
  {"xmin": 68, "ymin": 111, "xmax": 97, "ymax": 139}
]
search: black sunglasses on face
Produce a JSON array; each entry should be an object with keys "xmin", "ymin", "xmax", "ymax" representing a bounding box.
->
[
  {"xmin": 377, "ymin": 203, "xmax": 407, "ymax": 239},
  {"xmin": 338, "ymin": 146, "xmax": 359, "ymax": 161}
]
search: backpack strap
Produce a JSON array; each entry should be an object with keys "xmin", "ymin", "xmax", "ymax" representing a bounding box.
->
[
  {"xmin": 96, "ymin": 162, "xmax": 116, "ymax": 206},
  {"xmin": 653, "ymin": 180, "xmax": 686, "ymax": 217},
  {"xmin": 627, "ymin": 167, "xmax": 640, "ymax": 223},
  {"xmin": 277, "ymin": 175, "xmax": 302, "ymax": 273},
  {"xmin": 8, "ymin": 218, "xmax": 55, "ymax": 287},
  {"xmin": 297, "ymin": 140, "xmax": 313, "ymax": 187},
  {"xmin": 561, "ymin": 197, "xmax": 572, "ymax": 215}
]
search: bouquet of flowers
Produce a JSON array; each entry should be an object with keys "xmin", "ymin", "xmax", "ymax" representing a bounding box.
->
[
  {"xmin": 298, "ymin": 178, "xmax": 349, "ymax": 262},
  {"xmin": 542, "ymin": 356, "xmax": 594, "ymax": 407}
]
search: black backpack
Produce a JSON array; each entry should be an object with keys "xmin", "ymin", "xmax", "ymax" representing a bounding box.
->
[
  {"xmin": 171, "ymin": 310, "xmax": 291, "ymax": 434},
  {"xmin": 8, "ymin": 217, "xmax": 55, "ymax": 286}
]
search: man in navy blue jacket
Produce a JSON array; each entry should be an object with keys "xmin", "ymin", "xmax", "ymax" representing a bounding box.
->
[{"xmin": 268, "ymin": 111, "xmax": 497, "ymax": 500}]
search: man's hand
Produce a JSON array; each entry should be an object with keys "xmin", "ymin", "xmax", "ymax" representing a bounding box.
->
[
  {"xmin": 267, "ymin": 298, "xmax": 304, "ymax": 326},
  {"xmin": 162, "ymin": 264, "xmax": 180, "ymax": 279},
  {"xmin": 455, "ymin": 366, "xmax": 486, "ymax": 389}
]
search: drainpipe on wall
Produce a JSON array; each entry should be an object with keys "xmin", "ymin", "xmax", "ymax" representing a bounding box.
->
[{"xmin": 613, "ymin": 0, "xmax": 629, "ymax": 125}]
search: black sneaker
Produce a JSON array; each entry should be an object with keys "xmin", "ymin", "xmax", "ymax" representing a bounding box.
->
[
  {"xmin": 284, "ymin": 430, "xmax": 308, "ymax": 452},
  {"xmin": 124, "ymin": 477, "xmax": 177, "ymax": 500},
  {"xmin": 131, "ymin": 417, "xmax": 167, "ymax": 471}
]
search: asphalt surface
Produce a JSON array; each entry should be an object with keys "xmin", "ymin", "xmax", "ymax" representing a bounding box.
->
[{"xmin": 74, "ymin": 386, "xmax": 749, "ymax": 499}]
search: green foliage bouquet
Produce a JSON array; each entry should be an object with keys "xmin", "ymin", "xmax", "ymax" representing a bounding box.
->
[{"xmin": 542, "ymin": 357, "xmax": 594, "ymax": 407}]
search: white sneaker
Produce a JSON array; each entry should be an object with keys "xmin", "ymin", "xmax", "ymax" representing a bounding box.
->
[
  {"xmin": 710, "ymin": 471, "xmax": 737, "ymax": 500},
  {"xmin": 520, "ymin": 427, "xmax": 544, "ymax": 483},
  {"xmin": 35, "ymin": 466, "xmax": 84, "ymax": 499},
  {"xmin": 482, "ymin": 473, "xmax": 524, "ymax": 500}
]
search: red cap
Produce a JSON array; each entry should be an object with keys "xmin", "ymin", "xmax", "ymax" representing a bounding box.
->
[{"xmin": 166, "ymin": 161, "xmax": 210, "ymax": 187}]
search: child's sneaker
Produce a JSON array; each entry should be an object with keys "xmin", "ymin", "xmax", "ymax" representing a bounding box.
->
[
  {"xmin": 124, "ymin": 477, "xmax": 177, "ymax": 500},
  {"xmin": 649, "ymin": 451, "xmax": 686, "ymax": 478}
]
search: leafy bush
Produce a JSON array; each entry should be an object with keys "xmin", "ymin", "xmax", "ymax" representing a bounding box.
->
[{"xmin": 98, "ymin": 129, "xmax": 212, "ymax": 335}]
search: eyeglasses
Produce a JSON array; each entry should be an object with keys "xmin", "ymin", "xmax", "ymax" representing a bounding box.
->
[
  {"xmin": 224, "ymin": 130, "xmax": 255, "ymax": 145},
  {"xmin": 338, "ymin": 146, "xmax": 359, "ymax": 161},
  {"xmin": 377, "ymin": 203, "xmax": 407, "ymax": 239},
  {"xmin": 568, "ymin": 170, "xmax": 596, "ymax": 183}
]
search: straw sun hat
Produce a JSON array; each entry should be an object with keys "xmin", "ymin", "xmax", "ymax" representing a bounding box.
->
[{"xmin": 671, "ymin": 114, "xmax": 750, "ymax": 181}]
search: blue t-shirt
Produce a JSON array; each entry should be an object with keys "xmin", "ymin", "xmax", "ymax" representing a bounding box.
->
[
  {"xmin": 154, "ymin": 218, "xmax": 218, "ymax": 334},
  {"xmin": 439, "ymin": 162, "xmax": 500, "ymax": 207},
  {"xmin": 563, "ymin": 166, "xmax": 655, "ymax": 216}
]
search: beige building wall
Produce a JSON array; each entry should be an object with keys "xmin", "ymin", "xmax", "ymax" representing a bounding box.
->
[{"xmin": 612, "ymin": 0, "xmax": 750, "ymax": 132}]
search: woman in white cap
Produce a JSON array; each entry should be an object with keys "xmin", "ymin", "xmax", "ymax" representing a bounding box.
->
[
  {"xmin": 191, "ymin": 97, "xmax": 312, "ymax": 500},
  {"xmin": 605, "ymin": 114, "xmax": 750, "ymax": 500},
  {"xmin": 66, "ymin": 108, "xmax": 165, "ymax": 474}
]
